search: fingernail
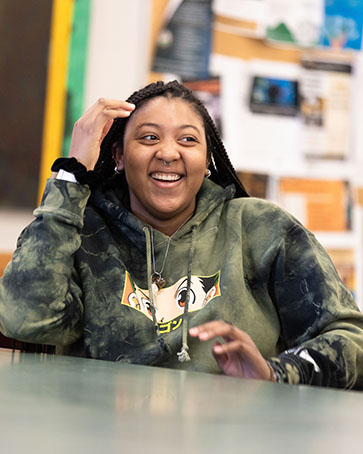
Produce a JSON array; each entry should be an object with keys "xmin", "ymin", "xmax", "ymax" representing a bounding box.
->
[
  {"xmin": 189, "ymin": 327, "xmax": 198, "ymax": 335},
  {"xmin": 127, "ymin": 103, "xmax": 136, "ymax": 109},
  {"xmin": 214, "ymin": 344, "xmax": 223, "ymax": 353},
  {"xmin": 199, "ymin": 332, "xmax": 209, "ymax": 340}
]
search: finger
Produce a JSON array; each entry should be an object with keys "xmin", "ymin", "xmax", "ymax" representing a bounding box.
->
[
  {"xmin": 101, "ymin": 98, "xmax": 135, "ymax": 111},
  {"xmin": 212, "ymin": 340, "xmax": 247, "ymax": 356},
  {"xmin": 189, "ymin": 320, "xmax": 230, "ymax": 336},
  {"xmin": 100, "ymin": 119, "xmax": 115, "ymax": 143},
  {"xmin": 86, "ymin": 98, "xmax": 135, "ymax": 116},
  {"xmin": 79, "ymin": 99, "xmax": 135, "ymax": 126},
  {"xmin": 212, "ymin": 340, "xmax": 271, "ymax": 380},
  {"xmin": 93, "ymin": 107, "xmax": 134, "ymax": 124},
  {"xmin": 211, "ymin": 341, "xmax": 229, "ymax": 369},
  {"xmin": 74, "ymin": 107, "xmax": 133, "ymax": 141},
  {"xmin": 189, "ymin": 321, "xmax": 245, "ymax": 342}
]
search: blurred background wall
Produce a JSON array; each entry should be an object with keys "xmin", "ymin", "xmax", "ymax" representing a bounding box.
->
[
  {"xmin": 0, "ymin": 0, "xmax": 52, "ymax": 208},
  {"xmin": 0, "ymin": 0, "xmax": 151, "ymax": 255}
]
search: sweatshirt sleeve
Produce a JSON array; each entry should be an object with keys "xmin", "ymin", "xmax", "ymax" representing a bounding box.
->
[
  {"xmin": 0, "ymin": 178, "xmax": 91, "ymax": 346},
  {"xmin": 267, "ymin": 221, "xmax": 363, "ymax": 389}
]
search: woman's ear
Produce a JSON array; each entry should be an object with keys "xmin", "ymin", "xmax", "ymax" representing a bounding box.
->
[{"xmin": 112, "ymin": 141, "xmax": 125, "ymax": 171}]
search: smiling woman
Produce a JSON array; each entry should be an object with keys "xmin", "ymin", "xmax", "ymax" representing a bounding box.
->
[
  {"xmin": 114, "ymin": 96, "xmax": 209, "ymax": 234},
  {"xmin": 1, "ymin": 80, "xmax": 363, "ymax": 390}
]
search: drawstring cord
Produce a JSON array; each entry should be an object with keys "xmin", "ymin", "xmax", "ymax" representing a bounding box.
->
[
  {"xmin": 143, "ymin": 224, "xmax": 197, "ymax": 363},
  {"xmin": 143, "ymin": 226, "xmax": 167, "ymax": 352},
  {"xmin": 177, "ymin": 225, "xmax": 196, "ymax": 363}
]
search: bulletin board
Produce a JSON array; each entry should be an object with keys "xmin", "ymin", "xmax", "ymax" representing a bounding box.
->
[
  {"xmin": 150, "ymin": 0, "xmax": 301, "ymax": 82},
  {"xmin": 149, "ymin": 0, "xmax": 363, "ymax": 306}
]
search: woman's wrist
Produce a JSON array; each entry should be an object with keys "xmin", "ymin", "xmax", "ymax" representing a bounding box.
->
[{"xmin": 266, "ymin": 360, "xmax": 277, "ymax": 383}]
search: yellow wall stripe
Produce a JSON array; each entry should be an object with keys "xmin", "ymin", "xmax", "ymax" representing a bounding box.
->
[{"xmin": 38, "ymin": 0, "xmax": 74, "ymax": 202}]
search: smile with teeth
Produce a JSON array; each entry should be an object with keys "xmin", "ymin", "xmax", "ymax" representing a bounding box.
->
[{"xmin": 151, "ymin": 172, "xmax": 182, "ymax": 182}]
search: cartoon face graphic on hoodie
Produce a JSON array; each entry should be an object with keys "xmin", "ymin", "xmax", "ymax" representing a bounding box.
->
[{"xmin": 121, "ymin": 271, "xmax": 221, "ymax": 332}]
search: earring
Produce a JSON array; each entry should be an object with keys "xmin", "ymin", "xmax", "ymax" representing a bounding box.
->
[
  {"xmin": 206, "ymin": 169, "xmax": 211, "ymax": 178},
  {"xmin": 114, "ymin": 166, "xmax": 121, "ymax": 174}
]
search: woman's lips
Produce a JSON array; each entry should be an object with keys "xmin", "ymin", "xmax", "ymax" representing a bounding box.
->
[{"xmin": 150, "ymin": 172, "xmax": 182, "ymax": 182}]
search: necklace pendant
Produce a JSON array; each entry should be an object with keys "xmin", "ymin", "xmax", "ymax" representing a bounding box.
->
[{"xmin": 152, "ymin": 272, "xmax": 166, "ymax": 290}]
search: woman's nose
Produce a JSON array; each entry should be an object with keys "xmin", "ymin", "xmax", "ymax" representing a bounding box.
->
[{"xmin": 155, "ymin": 140, "xmax": 181, "ymax": 164}]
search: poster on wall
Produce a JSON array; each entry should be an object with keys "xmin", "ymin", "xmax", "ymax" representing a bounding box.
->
[
  {"xmin": 265, "ymin": 0, "xmax": 324, "ymax": 47},
  {"xmin": 213, "ymin": 0, "xmax": 266, "ymax": 38},
  {"xmin": 278, "ymin": 177, "xmax": 351, "ymax": 231},
  {"xmin": 248, "ymin": 75, "xmax": 299, "ymax": 116},
  {"xmin": 152, "ymin": 0, "xmax": 213, "ymax": 79},
  {"xmin": 321, "ymin": 0, "xmax": 363, "ymax": 51},
  {"xmin": 183, "ymin": 78, "xmax": 222, "ymax": 134},
  {"xmin": 299, "ymin": 56, "xmax": 353, "ymax": 160}
]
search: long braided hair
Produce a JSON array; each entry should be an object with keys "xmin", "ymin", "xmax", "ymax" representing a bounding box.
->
[{"xmin": 94, "ymin": 80, "xmax": 249, "ymax": 198}]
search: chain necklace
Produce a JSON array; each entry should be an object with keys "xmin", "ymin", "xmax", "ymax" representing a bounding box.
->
[{"xmin": 150, "ymin": 214, "xmax": 193, "ymax": 292}]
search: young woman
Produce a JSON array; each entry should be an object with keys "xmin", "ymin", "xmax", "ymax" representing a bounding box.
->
[{"xmin": 1, "ymin": 80, "xmax": 362, "ymax": 388}]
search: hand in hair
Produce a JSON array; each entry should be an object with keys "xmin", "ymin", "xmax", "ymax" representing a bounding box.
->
[
  {"xmin": 69, "ymin": 98, "xmax": 135, "ymax": 170},
  {"xmin": 189, "ymin": 321, "xmax": 274, "ymax": 381}
]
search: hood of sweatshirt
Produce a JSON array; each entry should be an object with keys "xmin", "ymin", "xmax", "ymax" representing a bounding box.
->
[{"xmin": 89, "ymin": 175, "xmax": 236, "ymax": 249}]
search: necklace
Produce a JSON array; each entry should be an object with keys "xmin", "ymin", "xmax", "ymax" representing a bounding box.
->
[{"xmin": 151, "ymin": 214, "xmax": 193, "ymax": 291}]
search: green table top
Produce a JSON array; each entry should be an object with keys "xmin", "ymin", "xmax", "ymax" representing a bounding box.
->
[{"xmin": 0, "ymin": 348, "xmax": 362, "ymax": 453}]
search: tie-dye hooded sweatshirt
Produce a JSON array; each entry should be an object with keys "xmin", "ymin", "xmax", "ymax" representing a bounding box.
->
[{"xmin": 1, "ymin": 176, "xmax": 363, "ymax": 389}]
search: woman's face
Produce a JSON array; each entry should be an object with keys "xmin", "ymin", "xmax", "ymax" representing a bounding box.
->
[{"xmin": 114, "ymin": 96, "xmax": 209, "ymax": 225}]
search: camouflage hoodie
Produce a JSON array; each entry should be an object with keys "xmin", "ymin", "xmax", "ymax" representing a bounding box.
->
[{"xmin": 1, "ymin": 176, "xmax": 363, "ymax": 389}]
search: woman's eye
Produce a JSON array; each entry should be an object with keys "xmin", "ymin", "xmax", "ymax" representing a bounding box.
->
[
  {"xmin": 180, "ymin": 136, "xmax": 197, "ymax": 145},
  {"xmin": 141, "ymin": 134, "xmax": 158, "ymax": 141}
]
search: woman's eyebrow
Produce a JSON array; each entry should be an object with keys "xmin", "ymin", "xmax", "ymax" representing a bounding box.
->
[
  {"xmin": 135, "ymin": 122, "xmax": 160, "ymax": 131},
  {"xmin": 179, "ymin": 124, "xmax": 201, "ymax": 133},
  {"xmin": 135, "ymin": 123, "xmax": 201, "ymax": 133}
]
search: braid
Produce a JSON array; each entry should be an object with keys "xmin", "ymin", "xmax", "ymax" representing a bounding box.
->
[
  {"xmin": 95, "ymin": 80, "xmax": 249, "ymax": 198},
  {"xmin": 184, "ymin": 93, "xmax": 248, "ymax": 197}
]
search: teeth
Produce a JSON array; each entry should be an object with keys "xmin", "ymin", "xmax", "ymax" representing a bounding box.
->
[{"xmin": 151, "ymin": 173, "xmax": 181, "ymax": 181}]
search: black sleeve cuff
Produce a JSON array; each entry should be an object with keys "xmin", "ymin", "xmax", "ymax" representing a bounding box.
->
[{"xmin": 51, "ymin": 157, "xmax": 101, "ymax": 189}]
